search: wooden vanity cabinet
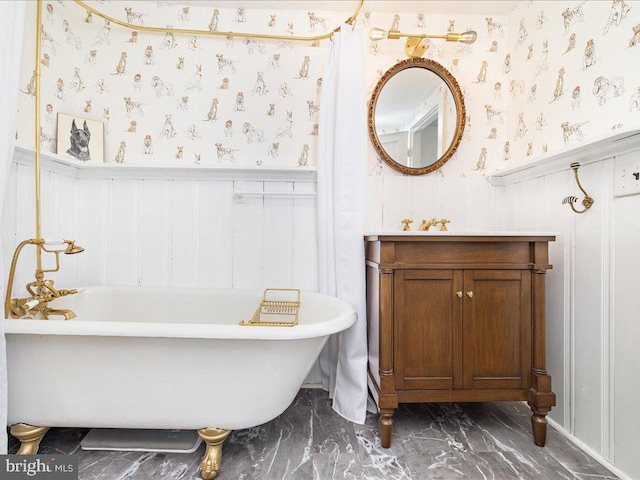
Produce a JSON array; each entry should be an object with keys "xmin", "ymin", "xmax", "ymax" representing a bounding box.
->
[{"xmin": 365, "ymin": 234, "xmax": 555, "ymax": 448}]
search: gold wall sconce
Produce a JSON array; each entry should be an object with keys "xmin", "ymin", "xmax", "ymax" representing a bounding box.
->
[
  {"xmin": 368, "ymin": 27, "xmax": 477, "ymax": 58},
  {"xmin": 562, "ymin": 162, "xmax": 595, "ymax": 214}
]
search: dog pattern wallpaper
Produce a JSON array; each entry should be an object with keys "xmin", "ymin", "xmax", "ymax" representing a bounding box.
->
[
  {"xmin": 505, "ymin": 0, "xmax": 640, "ymax": 168},
  {"xmin": 363, "ymin": 0, "xmax": 639, "ymax": 177},
  {"xmin": 16, "ymin": 0, "xmax": 640, "ymax": 175},
  {"xmin": 18, "ymin": 0, "xmax": 342, "ymax": 167}
]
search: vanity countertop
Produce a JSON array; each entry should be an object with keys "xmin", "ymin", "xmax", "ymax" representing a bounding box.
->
[{"xmin": 364, "ymin": 231, "xmax": 557, "ymax": 241}]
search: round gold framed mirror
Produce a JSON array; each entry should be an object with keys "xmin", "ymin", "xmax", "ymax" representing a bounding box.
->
[{"xmin": 368, "ymin": 58, "xmax": 466, "ymax": 175}]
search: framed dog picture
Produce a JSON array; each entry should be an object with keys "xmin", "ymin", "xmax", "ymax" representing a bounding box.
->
[{"xmin": 56, "ymin": 113, "xmax": 105, "ymax": 163}]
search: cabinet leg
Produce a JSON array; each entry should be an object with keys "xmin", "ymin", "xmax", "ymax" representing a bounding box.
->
[
  {"xmin": 379, "ymin": 408, "xmax": 394, "ymax": 448},
  {"xmin": 528, "ymin": 372, "xmax": 555, "ymax": 447},
  {"xmin": 530, "ymin": 407, "xmax": 550, "ymax": 447}
]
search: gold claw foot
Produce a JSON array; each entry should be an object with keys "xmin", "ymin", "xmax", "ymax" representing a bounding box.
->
[
  {"xmin": 197, "ymin": 428, "xmax": 231, "ymax": 480},
  {"xmin": 10, "ymin": 424, "xmax": 50, "ymax": 455}
]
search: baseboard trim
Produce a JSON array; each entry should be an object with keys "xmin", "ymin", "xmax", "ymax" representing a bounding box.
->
[{"xmin": 547, "ymin": 417, "xmax": 629, "ymax": 480}]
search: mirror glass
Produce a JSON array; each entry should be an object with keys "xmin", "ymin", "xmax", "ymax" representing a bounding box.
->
[{"xmin": 368, "ymin": 58, "xmax": 465, "ymax": 175}]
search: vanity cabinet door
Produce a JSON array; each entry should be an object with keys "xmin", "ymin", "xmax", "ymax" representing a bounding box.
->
[
  {"xmin": 462, "ymin": 269, "xmax": 532, "ymax": 390},
  {"xmin": 394, "ymin": 269, "xmax": 463, "ymax": 390}
]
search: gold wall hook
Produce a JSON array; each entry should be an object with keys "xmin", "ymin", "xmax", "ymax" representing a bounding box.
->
[{"xmin": 562, "ymin": 162, "xmax": 594, "ymax": 214}]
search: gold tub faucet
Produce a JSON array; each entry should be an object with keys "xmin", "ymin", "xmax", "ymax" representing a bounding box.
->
[
  {"xmin": 438, "ymin": 218, "xmax": 451, "ymax": 231},
  {"xmin": 4, "ymin": 238, "xmax": 84, "ymax": 320}
]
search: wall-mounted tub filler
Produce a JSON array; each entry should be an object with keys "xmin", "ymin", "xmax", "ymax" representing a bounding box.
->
[
  {"xmin": 4, "ymin": 238, "xmax": 84, "ymax": 320},
  {"xmin": 562, "ymin": 162, "xmax": 595, "ymax": 214}
]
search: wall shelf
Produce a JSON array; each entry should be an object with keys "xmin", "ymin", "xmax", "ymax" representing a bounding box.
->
[
  {"xmin": 487, "ymin": 129, "xmax": 640, "ymax": 186},
  {"xmin": 13, "ymin": 146, "xmax": 317, "ymax": 182}
]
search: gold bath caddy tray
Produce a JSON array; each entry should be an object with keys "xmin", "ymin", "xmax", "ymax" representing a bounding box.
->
[{"xmin": 239, "ymin": 288, "xmax": 300, "ymax": 327}]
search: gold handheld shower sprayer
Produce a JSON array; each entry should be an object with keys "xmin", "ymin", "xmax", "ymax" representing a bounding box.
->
[{"xmin": 562, "ymin": 162, "xmax": 594, "ymax": 214}]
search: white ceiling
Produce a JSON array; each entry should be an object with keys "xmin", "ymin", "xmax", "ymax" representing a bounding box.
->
[{"xmin": 173, "ymin": 1, "xmax": 519, "ymax": 16}]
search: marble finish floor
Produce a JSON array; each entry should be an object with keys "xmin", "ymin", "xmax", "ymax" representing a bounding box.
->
[{"xmin": 8, "ymin": 388, "xmax": 617, "ymax": 480}]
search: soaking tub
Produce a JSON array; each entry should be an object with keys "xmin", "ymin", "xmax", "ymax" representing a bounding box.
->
[{"xmin": 4, "ymin": 286, "xmax": 356, "ymax": 479}]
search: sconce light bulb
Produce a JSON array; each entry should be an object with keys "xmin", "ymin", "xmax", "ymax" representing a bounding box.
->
[
  {"xmin": 458, "ymin": 30, "xmax": 478, "ymax": 44},
  {"xmin": 369, "ymin": 27, "xmax": 388, "ymax": 41}
]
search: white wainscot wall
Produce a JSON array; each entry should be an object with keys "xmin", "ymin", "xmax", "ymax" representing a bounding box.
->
[
  {"xmin": 365, "ymin": 174, "xmax": 500, "ymax": 232},
  {"xmin": 491, "ymin": 132, "xmax": 640, "ymax": 480}
]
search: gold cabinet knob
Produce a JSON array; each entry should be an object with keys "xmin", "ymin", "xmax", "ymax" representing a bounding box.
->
[
  {"xmin": 456, "ymin": 291, "xmax": 463, "ymax": 298},
  {"xmin": 466, "ymin": 291, "xmax": 474, "ymax": 298}
]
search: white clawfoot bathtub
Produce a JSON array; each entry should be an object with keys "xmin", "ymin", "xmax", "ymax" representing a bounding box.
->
[{"xmin": 4, "ymin": 286, "xmax": 356, "ymax": 478}]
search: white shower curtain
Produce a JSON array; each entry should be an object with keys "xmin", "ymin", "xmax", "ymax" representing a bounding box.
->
[
  {"xmin": 317, "ymin": 25, "xmax": 368, "ymax": 424},
  {"xmin": 0, "ymin": 0, "xmax": 27, "ymax": 455}
]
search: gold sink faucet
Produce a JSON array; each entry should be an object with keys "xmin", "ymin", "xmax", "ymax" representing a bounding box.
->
[
  {"xmin": 420, "ymin": 218, "xmax": 451, "ymax": 231},
  {"xmin": 4, "ymin": 238, "xmax": 84, "ymax": 320},
  {"xmin": 420, "ymin": 218, "xmax": 439, "ymax": 231}
]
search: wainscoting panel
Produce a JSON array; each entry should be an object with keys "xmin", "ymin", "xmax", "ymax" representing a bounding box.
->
[
  {"xmin": 1, "ymin": 162, "xmax": 20, "ymax": 287},
  {"xmin": 541, "ymin": 170, "xmax": 571, "ymax": 430},
  {"xmin": 108, "ymin": 179, "xmax": 139, "ymax": 286},
  {"xmin": 3, "ymin": 157, "xmax": 319, "ymax": 293},
  {"xmin": 613, "ymin": 194, "xmax": 640, "ymax": 479},
  {"xmin": 197, "ymin": 180, "xmax": 233, "ymax": 288},
  {"xmin": 406, "ymin": 177, "xmax": 439, "ymax": 231},
  {"xmin": 365, "ymin": 176, "xmax": 499, "ymax": 232},
  {"xmin": 292, "ymin": 182, "xmax": 318, "ymax": 292},
  {"xmin": 75, "ymin": 178, "xmax": 104, "ymax": 287},
  {"xmin": 139, "ymin": 179, "xmax": 172, "ymax": 287},
  {"xmin": 465, "ymin": 177, "xmax": 499, "ymax": 232},
  {"xmin": 262, "ymin": 181, "xmax": 296, "ymax": 288},
  {"xmin": 497, "ymin": 146, "xmax": 640, "ymax": 479},
  {"xmin": 571, "ymin": 160, "xmax": 608, "ymax": 453},
  {"xmin": 232, "ymin": 181, "xmax": 267, "ymax": 290},
  {"xmin": 169, "ymin": 180, "xmax": 200, "ymax": 287},
  {"xmin": 4, "ymin": 162, "xmax": 38, "ymax": 293}
]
